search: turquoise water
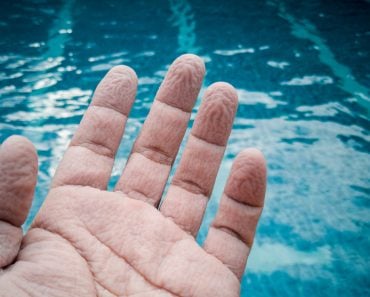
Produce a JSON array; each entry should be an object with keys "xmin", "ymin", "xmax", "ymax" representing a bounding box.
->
[{"xmin": 1, "ymin": 0, "xmax": 369, "ymax": 295}]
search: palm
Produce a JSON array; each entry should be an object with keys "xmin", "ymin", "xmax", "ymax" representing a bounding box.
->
[{"xmin": 0, "ymin": 55, "xmax": 266, "ymax": 297}]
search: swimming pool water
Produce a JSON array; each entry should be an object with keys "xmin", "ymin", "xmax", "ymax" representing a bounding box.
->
[{"xmin": 0, "ymin": 0, "xmax": 369, "ymax": 296}]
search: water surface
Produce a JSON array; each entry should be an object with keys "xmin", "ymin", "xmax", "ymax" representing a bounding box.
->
[{"xmin": 0, "ymin": 0, "xmax": 369, "ymax": 296}]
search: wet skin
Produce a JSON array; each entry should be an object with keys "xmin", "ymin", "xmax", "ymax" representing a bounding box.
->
[{"xmin": 0, "ymin": 54, "xmax": 266, "ymax": 297}]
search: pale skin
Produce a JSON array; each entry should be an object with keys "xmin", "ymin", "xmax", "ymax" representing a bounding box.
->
[{"xmin": 0, "ymin": 54, "xmax": 266, "ymax": 297}]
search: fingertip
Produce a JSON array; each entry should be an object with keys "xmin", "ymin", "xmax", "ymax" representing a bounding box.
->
[
  {"xmin": 1, "ymin": 135, "xmax": 38, "ymax": 163},
  {"xmin": 205, "ymin": 82, "xmax": 238, "ymax": 104},
  {"xmin": 191, "ymin": 81, "xmax": 238, "ymax": 146},
  {"xmin": 92, "ymin": 64, "xmax": 138, "ymax": 117},
  {"xmin": 0, "ymin": 135, "xmax": 38, "ymax": 227},
  {"xmin": 226, "ymin": 148, "xmax": 267, "ymax": 207},
  {"xmin": 174, "ymin": 53, "xmax": 206, "ymax": 74},
  {"xmin": 237, "ymin": 148, "xmax": 267, "ymax": 170},
  {"xmin": 108, "ymin": 65, "xmax": 138, "ymax": 85},
  {"xmin": 2, "ymin": 134, "xmax": 32, "ymax": 146},
  {"xmin": 156, "ymin": 54, "xmax": 205, "ymax": 112},
  {"xmin": 1, "ymin": 135, "xmax": 38, "ymax": 179}
]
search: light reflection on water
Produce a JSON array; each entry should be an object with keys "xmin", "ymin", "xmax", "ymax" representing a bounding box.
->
[{"xmin": 0, "ymin": 0, "xmax": 369, "ymax": 296}]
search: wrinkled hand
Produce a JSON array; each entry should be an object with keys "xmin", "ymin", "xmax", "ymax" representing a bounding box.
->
[{"xmin": 0, "ymin": 55, "xmax": 266, "ymax": 297}]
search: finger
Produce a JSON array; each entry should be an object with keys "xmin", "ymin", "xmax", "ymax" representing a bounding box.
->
[
  {"xmin": 160, "ymin": 82, "xmax": 238, "ymax": 236},
  {"xmin": 0, "ymin": 136, "xmax": 38, "ymax": 267},
  {"xmin": 52, "ymin": 65, "xmax": 137, "ymax": 189},
  {"xmin": 115, "ymin": 54, "xmax": 205, "ymax": 206},
  {"xmin": 203, "ymin": 149, "xmax": 266, "ymax": 279}
]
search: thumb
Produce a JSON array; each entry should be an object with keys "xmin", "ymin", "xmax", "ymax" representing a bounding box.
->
[{"xmin": 0, "ymin": 136, "xmax": 38, "ymax": 268}]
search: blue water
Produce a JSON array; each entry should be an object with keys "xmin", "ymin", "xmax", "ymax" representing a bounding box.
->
[{"xmin": 1, "ymin": 0, "xmax": 369, "ymax": 296}]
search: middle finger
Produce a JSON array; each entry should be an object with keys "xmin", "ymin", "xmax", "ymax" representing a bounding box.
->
[{"xmin": 114, "ymin": 54, "xmax": 205, "ymax": 206}]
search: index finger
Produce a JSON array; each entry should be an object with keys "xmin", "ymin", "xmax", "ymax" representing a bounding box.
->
[{"xmin": 52, "ymin": 65, "xmax": 137, "ymax": 189}]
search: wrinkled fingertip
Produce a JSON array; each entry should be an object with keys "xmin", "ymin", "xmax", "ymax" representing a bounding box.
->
[
  {"xmin": 174, "ymin": 53, "xmax": 206, "ymax": 74},
  {"xmin": 108, "ymin": 65, "xmax": 138, "ymax": 85},
  {"xmin": 204, "ymin": 82, "xmax": 238, "ymax": 105},
  {"xmin": 237, "ymin": 148, "xmax": 266, "ymax": 169},
  {"xmin": 1, "ymin": 135, "xmax": 38, "ymax": 161},
  {"xmin": 225, "ymin": 148, "xmax": 267, "ymax": 207}
]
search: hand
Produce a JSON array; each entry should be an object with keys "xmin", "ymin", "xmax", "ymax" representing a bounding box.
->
[{"xmin": 0, "ymin": 54, "xmax": 266, "ymax": 297}]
